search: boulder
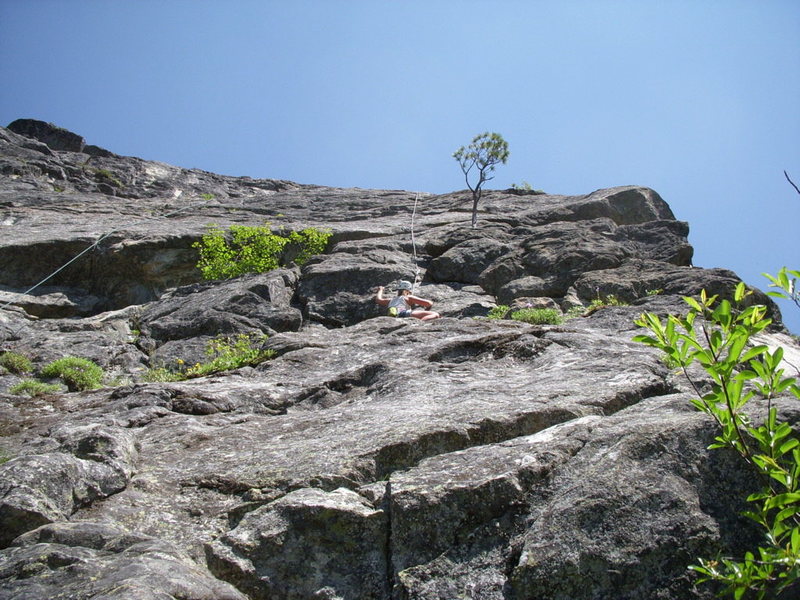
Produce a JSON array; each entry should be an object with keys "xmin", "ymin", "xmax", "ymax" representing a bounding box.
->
[
  {"xmin": 7, "ymin": 118, "xmax": 86, "ymax": 152},
  {"xmin": 207, "ymin": 487, "xmax": 388, "ymax": 600},
  {"xmin": 137, "ymin": 268, "xmax": 303, "ymax": 366},
  {"xmin": 0, "ymin": 521, "xmax": 246, "ymax": 600},
  {"xmin": 0, "ymin": 425, "xmax": 138, "ymax": 547},
  {"xmin": 505, "ymin": 396, "xmax": 760, "ymax": 600},
  {"xmin": 0, "ymin": 285, "xmax": 104, "ymax": 318},
  {"xmin": 427, "ymin": 236, "xmax": 515, "ymax": 284}
]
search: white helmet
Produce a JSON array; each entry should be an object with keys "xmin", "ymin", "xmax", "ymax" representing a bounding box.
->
[{"xmin": 396, "ymin": 280, "xmax": 413, "ymax": 291}]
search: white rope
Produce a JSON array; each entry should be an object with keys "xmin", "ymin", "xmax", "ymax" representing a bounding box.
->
[
  {"xmin": 4, "ymin": 232, "xmax": 114, "ymax": 306},
  {"xmin": 410, "ymin": 192, "xmax": 421, "ymax": 292},
  {"xmin": 0, "ymin": 198, "xmax": 215, "ymax": 343}
]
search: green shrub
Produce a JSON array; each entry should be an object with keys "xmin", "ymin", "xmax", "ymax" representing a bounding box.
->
[
  {"xmin": 193, "ymin": 223, "xmax": 332, "ymax": 280},
  {"xmin": 0, "ymin": 448, "xmax": 10, "ymax": 465},
  {"xmin": 765, "ymin": 266, "xmax": 800, "ymax": 310},
  {"xmin": 487, "ymin": 305, "xmax": 510, "ymax": 320},
  {"xmin": 40, "ymin": 356, "xmax": 104, "ymax": 392},
  {"xmin": 634, "ymin": 282, "xmax": 800, "ymax": 597},
  {"xmin": 93, "ymin": 168, "xmax": 123, "ymax": 188},
  {"xmin": 147, "ymin": 334, "xmax": 276, "ymax": 382},
  {"xmin": 563, "ymin": 306, "xmax": 587, "ymax": 320},
  {"xmin": 9, "ymin": 378, "xmax": 61, "ymax": 397},
  {"xmin": 509, "ymin": 181, "xmax": 545, "ymax": 194},
  {"xmin": 0, "ymin": 351, "xmax": 33, "ymax": 375},
  {"xmin": 510, "ymin": 307, "xmax": 564, "ymax": 325},
  {"xmin": 588, "ymin": 294, "xmax": 627, "ymax": 311},
  {"xmin": 141, "ymin": 367, "xmax": 185, "ymax": 383},
  {"xmin": 184, "ymin": 333, "xmax": 275, "ymax": 378},
  {"xmin": 286, "ymin": 227, "xmax": 331, "ymax": 266}
]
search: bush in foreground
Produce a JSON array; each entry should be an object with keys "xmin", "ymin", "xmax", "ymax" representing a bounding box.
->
[{"xmin": 40, "ymin": 356, "xmax": 104, "ymax": 392}]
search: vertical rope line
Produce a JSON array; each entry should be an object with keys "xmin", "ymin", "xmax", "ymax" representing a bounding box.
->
[{"xmin": 410, "ymin": 193, "xmax": 421, "ymax": 292}]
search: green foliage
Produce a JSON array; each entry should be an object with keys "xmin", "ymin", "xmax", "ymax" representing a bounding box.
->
[
  {"xmin": 510, "ymin": 181, "xmax": 545, "ymax": 194},
  {"xmin": 764, "ymin": 267, "xmax": 800, "ymax": 310},
  {"xmin": 286, "ymin": 227, "xmax": 331, "ymax": 266},
  {"xmin": 511, "ymin": 307, "xmax": 564, "ymax": 325},
  {"xmin": 9, "ymin": 378, "xmax": 62, "ymax": 397},
  {"xmin": 564, "ymin": 305, "xmax": 587, "ymax": 320},
  {"xmin": 40, "ymin": 356, "xmax": 104, "ymax": 392},
  {"xmin": 141, "ymin": 367, "xmax": 185, "ymax": 383},
  {"xmin": 588, "ymin": 294, "xmax": 627, "ymax": 311},
  {"xmin": 487, "ymin": 305, "xmax": 510, "ymax": 320},
  {"xmin": 93, "ymin": 168, "xmax": 123, "ymax": 188},
  {"xmin": 634, "ymin": 282, "xmax": 800, "ymax": 598},
  {"xmin": 184, "ymin": 333, "xmax": 275, "ymax": 378},
  {"xmin": 0, "ymin": 448, "xmax": 10, "ymax": 465},
  {"xmin": 487, "ymin": 304, "xmax": 583, "ymax": 322},
  {"xmin": 0, "ymin": 351, "xmax": 33, "ymax": 375},
  {"xmin": 453, "ymin": 132, "xmax": 510, "ymax": 228},
  {"xmin": 193, "ymin": 223, "xmax": 331, "ymax": 280},
  {"xmin": 145, "ymin": 334, "xmax": 276, "ymax": 382}
]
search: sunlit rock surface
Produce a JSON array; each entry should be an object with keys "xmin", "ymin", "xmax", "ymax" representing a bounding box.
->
[{"xmin": 1, "ymin": 120, "xmax": 796, "ymax": 599}]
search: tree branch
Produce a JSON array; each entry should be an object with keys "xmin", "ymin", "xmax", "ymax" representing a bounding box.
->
[{"xmin": 785, "ymin": 170, "xmax": 800, "ymax": 197}]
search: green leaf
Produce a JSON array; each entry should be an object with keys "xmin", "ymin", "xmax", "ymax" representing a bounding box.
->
[
  {"xmin": 767, "ymin": 290, "xmax": 790, "ymax": 300},
  {"xmin": 734, "ymin": 281, "xmax": 747, "ymax": 303},
  {"xmin": 765, "ymin": 492, "xmax": 800, "ymax": 510},
  {"xmin": 741, "ymin": 345, "xmax": 769, "ymax": 363},
  {"xmin": 632, "ymin": 334, "xmax": 660, "ymax": 347},
  {"xmin": 683, "ymin": 296, "xmax": 703, "ymax": 312}
]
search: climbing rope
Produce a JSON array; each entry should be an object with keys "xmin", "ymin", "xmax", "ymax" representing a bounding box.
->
[
  {"xmin": 0, "ymin": 198, "xmax": 216, "ymax": 344},
  {"xmin": 410, "ymin": 192, "xmax": 422, "ymax": 293}
]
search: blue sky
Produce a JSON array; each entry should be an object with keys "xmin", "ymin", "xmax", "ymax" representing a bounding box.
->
[{"xmin": 1, "ymin": 0, "xmax": 798, "ymax": 332}]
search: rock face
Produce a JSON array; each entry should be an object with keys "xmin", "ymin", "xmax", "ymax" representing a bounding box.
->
[{"xmin": 0, "ymin": 120, "xmax": 797, "ymax": 599}]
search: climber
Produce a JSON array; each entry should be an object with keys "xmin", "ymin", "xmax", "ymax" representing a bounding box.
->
[{"xmin": 375, "ymin": 280, "xmax": 440, "ymax": 321}]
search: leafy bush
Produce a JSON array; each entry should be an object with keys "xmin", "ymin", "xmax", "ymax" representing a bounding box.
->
[
  {"xmin": 141, "ymin": 367, "xmax": 185, "ymax": 383},
  {"xmin": 510, "ymin": 307, "xmax": 564, "ymax": 325},
  {"xmin": 588, "ymin": 294, "xmax": 627, "ymax": 311},
  {"xmin": 0, "ymin": 351, "xmax": 33, "ymax": 375},
  {"xmin": 509, "ymin": 181, "xmax": 545, "ymax": 194},
  {"xmin": 487, "ymin": 305, "xmax": 510, "ymax": 320},
  {"xmin": 184, "ymin": 333, "xmax": 275, "ymax": 378},
  {"xmin": 9, "ymin": 378, "xmax": 62, "ymax": 397},
  {"xmin": 564, "ymin": 306, "xmax": 587, "ymax": 320},
  {"xmin": 287, "ymin": 227, "xmax": 331, "ymax": 266},
  {"xmin": 765, "ymin": 266, "xmax": 800, "ymax": 310},
  {"xmin": 146, "ymin": 334, "xmax": 275, "ymax": 382},
  {"xmin": 193, "ymin": 223, "xmax": 331, "ymax": 280},
  {"xmin": 40, "ymin": 356, "xmax": 104, "ymax": 391},
  {"xmin": 634, "ymin": 282, "xmax": 800, "ymax": 597},
  {"xmin": 93, "ymin": 168, "xmax": 123, "ymax": 188}
]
